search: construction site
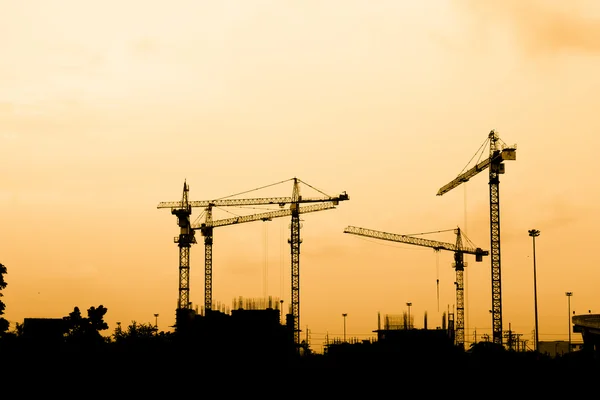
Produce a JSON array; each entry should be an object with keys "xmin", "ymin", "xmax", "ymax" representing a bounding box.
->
[{"xmin": 153, "ymin": 130, "xmax": 599, "ymax": 361}]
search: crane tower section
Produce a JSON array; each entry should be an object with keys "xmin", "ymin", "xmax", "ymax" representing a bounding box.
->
[{"xmin": 170, "ymin": 181, "xmax": 196, "ymax": 310}]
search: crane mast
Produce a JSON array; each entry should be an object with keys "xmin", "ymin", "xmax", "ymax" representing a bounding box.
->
[
  {"xmin": 488, "ymin": 132, "xmax": 503, "ymax": 346},
  {"xmin": 202, "ymin": 206, "xmax": 213, "ymax": 314},
  {"xmin": 437, "ymin": 130, "xmax": 516, "ymax": 346},
  {"xmin": 343, "ymin": 225, "xmax": 488, "ymax": 348},
  {"xmin": 289, "ymin": 178, "xmax": 302, "ymax": 345},
  {"xmin": 170, "ymin": 181, "xmax": 196, "ymax": 310},
  {"xmin": 453, "ymin": 229, "xmax": 467, "ymax": 347}
]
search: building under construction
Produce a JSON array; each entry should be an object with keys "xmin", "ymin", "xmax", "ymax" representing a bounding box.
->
[
  {"xmin": 324, "ymin": 311, "xmax": 458, "ymax": 365},
  {"xmin": 174, "ymin": 296, "xmax": 297, "ymax": 361}
]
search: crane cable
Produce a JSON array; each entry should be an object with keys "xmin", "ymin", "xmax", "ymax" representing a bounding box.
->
[
  {"xmin": 280, "ymin": 218, "xmax": 285, "ymax": 311},
  {"xmin": 263, "ymin": 222, "xmax": 268, "ymax": 299},
  {"xmin": 215, "ymin": 178, "xmax": 292, "ymax": 200},
  {"xmin": 436, "ymin": 251, "xmax": 440, "ymax": 312},
  {"xmin": 214, "ymin": 177, "xmax": 333, "ymax": 201},
  {"xmin": 464, "ymin": 182, "xmax": 469, "ymax": 343},
  {"xmin": 458, "ymin": 137, "xmax": 490, "ymax": 176}
]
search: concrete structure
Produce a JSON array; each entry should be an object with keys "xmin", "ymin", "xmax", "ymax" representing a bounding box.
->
[{"xmin": 572, "ymin": 314, "xmax": 600, "ymax": 356}]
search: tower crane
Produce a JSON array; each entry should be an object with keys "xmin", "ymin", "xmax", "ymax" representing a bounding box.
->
[
  {"xmin": 162, "ymin": 180, "xmax": 195, "ymax": 312},
  {"xmin": 158, "ymin": 178, "xmax": 349, "ymax": 344},
  {"xmin": 437, "ymin": 129, "xmax": 516, "ymax": 346},
  {"xmin": 343, "ymin": 225, "xmax": 488, "ymax": 348}
]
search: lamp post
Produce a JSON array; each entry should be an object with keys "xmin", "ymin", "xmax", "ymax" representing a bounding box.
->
[
  {"xmin": 406, "ymin": 302, "xmax": 412, "ymax": 329},
  {"xmin": 154, "ymin": 313, "xmax": 159, "ymax": 329},
  {"xmin": 528, "ymin": 229, "xmax": 540, "ymax": 352},
  {"xmin": 342, "ymin": 313, "xmax": 348, "ymax": 342},
  {"xmin": 566, "ymin": 292, "xmax": 573, "ymax": 352}
]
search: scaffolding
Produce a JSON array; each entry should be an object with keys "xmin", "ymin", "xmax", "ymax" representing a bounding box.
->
[{"xmin": 232, "ymin": 296, "xmax": 282, "ymax": 311}]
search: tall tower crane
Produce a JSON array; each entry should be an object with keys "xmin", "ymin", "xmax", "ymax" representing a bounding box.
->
[
  {"xmin": 164, "ymin": 180, "xmax": 196, "ymax": 311},
  {"xmin": 158, "ymin": 178, "xmax": 349, "ymax": 344},
  {"xmin": 437, "ymin": 129, "xmax": 516, "ymax": 346},
  {"xmin": 343, "ymin": 225, "xmax": 488, "ymax": 348}
]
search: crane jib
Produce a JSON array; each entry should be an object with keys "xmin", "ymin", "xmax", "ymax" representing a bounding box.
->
[{"xmin": 343, "ymin": 226, "xmax": 489, "ymax": 258}]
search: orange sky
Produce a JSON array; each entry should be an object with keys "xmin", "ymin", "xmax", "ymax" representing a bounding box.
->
[{"xmin": 2, "ymin": 0, "xmax": 599, "ymax": 352}]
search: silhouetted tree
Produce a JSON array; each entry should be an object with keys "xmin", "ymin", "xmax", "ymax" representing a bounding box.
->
[
  {"xmin": 126, "ymin": 321, "xmax": 157, "ymax": 338},
  {"xmin": 0, "ymin": 263, "xmax": 8, "ymax": 334},
  {"xmin": 64, "ymin": 305, "xmax": 109, "ymax": 347},
  {"xmin": 114, "ymin": 321, "xmax": 160, "ymax": 348},
  {"xmin": 13, "ymin": 322, "xmax": 23, "ymax": 336},
  {"xmin": 87, "ymin": 305, "xmax": 109, "ymax": 333},
  {"xmin": 112, "ymin": 322, "xmax": 124, "ymax": 342}
]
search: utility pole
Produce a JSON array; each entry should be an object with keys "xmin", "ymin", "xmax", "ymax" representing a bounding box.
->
[
  {"xmin": 280, "ymin": 299, "xmax": 284, "ymax": 325},
  {"xmin": 305, "ymin": 325, "xmax": 310, "ymax": 347},
  {"xmin": 566, "ymin": 291, "xmax": 573, "ymax": 352},
  {"xmin": 528, "ymin": 229, "xmax": 540, "ymax": 352}
]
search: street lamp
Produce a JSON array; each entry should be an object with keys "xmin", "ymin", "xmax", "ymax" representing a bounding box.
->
[
  {"xmin": 406, "ymin": 302, "xmax": 412, "ymax": 329},
  {"xmin": 566, "ymin": 292, "xmax": 573, "ymax": 352},
  {"xmin": 342, "ymin": 313, "xmax": 348, "ymax": 342},
  {"xmin": 528, "ymin": 229, "xmax": 540, "ymax": 352},
  {"xmin": 154, "ymin": 313, "xmax": 159, "ymax": 329}
]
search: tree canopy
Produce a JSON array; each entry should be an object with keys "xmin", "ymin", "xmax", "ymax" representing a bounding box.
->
[
  {"xmin": 64, "ymin": 305, "xmax": 109, "ymax": 346},
  {"xmin": 0, "ymin": 263, "xmax": 8, "ymax": 334}
]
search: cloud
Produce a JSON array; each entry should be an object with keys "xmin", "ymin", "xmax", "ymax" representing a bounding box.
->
[
  {"xmin": 458, "ymin": 0, "xmax": 600, "ymax": 56},
  {"xmin": 0, "ymin": 102, "xmax": 14, "ymax": 114},
  {"xmin": 65, "ymin": 264, "xmax": 99, "ymax": 279},
  {"xmin": 130, "ymin": 37, "xmax": 160, "ymax": 58},
  {"xmin": 536, "ymin": 196, "xmax": 581, "ymax": 230}
]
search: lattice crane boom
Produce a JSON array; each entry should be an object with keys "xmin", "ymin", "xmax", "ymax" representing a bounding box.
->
[
  {"xmin": 343, "ymin": 226, "xmax": 487, "ymax": 256},
  {"xmin": 437, "ymin": 148, "xmax": 516, "ymax": 196},
  {"xmin": 157, "ymin": 195, "xmax": 347, "ymax": 209},
  {"xmin": 436, "ymin": 129, "xmax": 516, "ymax": 346},
  {"xmin": 344, "ymin": 225, "xmax": 488, "ymax": 348},
  {"xmin": 192, "ymin": 202, "xmax": 337, "ymax": 230}
]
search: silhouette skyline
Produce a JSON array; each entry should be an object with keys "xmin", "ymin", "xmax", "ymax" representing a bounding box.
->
[{"xmin": 1, "ymin": 0, "xmax": 600, "ymax": 355}]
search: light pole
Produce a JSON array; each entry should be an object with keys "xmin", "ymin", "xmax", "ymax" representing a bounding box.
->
[
  {"xmin": 406, "ymin": 302, "xmax": 412, "ymax": 329},
  {"xmin": 342, "ymin": 313, "xmax": 348, "ymax": 342},
  {"xmin": 528, "ymin": 229, "xmax": 540, "ymax": 352},
  {"xmin": 154, "ymin": 313, "xmax": 159, "ymax": 330},
  {"xmin": 566, "ymin": 292, "xmax": 573, "ymax": 352}
]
